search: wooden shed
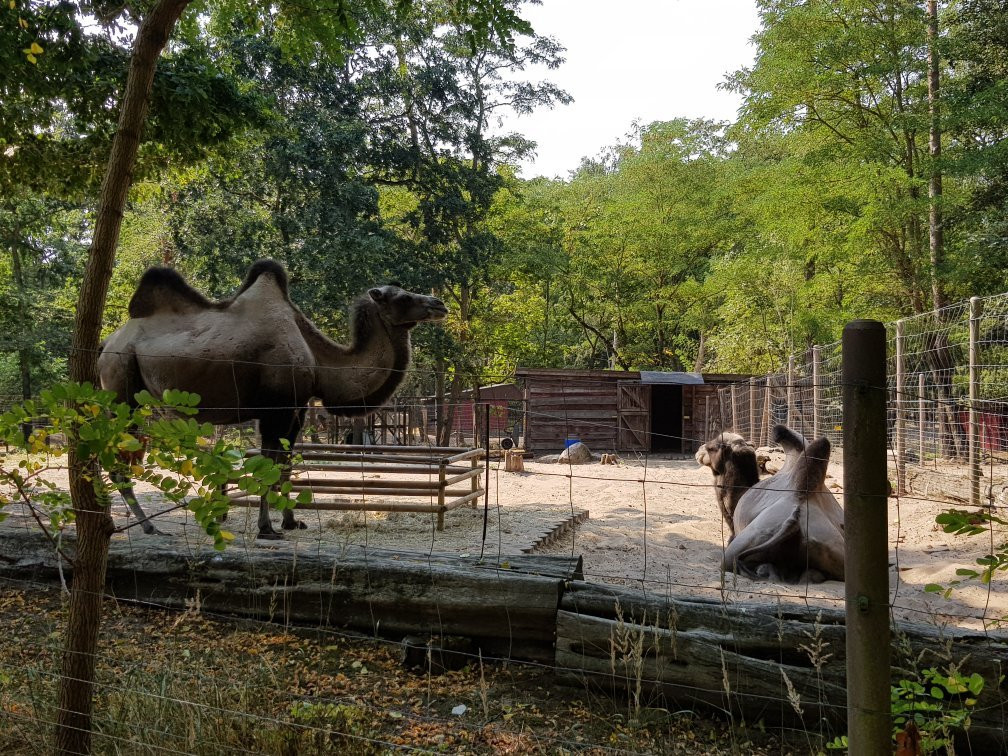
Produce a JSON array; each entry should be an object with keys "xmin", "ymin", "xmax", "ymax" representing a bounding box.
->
[{"xmin": 515, "ymin": 368, "xmax": 749, "ymax": 454}]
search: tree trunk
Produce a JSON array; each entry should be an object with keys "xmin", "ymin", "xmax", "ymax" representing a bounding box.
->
[
  {"xmin": 10, "ymin": 244, "xmax": 32, "ymax": 440},
  {"xmin": 927, "ymin": 0, "xmax": 946, "ymax": 313},
  {"xmin": 58, "ymin": 2, "xmax": 190, "ymax": 753},
  {"xmin": 693, "ymin": 330, "xmax": 706, "ymax": 373}
]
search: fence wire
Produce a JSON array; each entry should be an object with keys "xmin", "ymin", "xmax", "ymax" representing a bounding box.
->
[{"xmin": 1, "ymin": 294, "xmax": 1008, "ymax": 753}]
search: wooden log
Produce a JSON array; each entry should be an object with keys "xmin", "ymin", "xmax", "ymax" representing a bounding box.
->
[
  {"xmin": 292, "ymin": 443, "xmax": 470, "ymax": 454},
  {"xmin": 556, "ymin": 582, "xmax": 1008, "ymax": 750},
  {"xmin": 285, "ymin": 478, "xmax": 441, "ymax": 491},
  {"xmin": 445, "ymin": 467, "xmax": 483, "ymax": 486},
  {"xmin": 0, "ymin": 531, "xmax": 582, "ymax": 664},
  {"xmin": 291, "ymin": 463, "xmax": 472, "ymax": 475},
  {"xmin": 227, "ymin": 497, "xmax": 445, "ymax": 514},
  {"xmin": 504, "ymin": 449, "xmax": 525, "ymax": 472},
  {"xmin": 446, "ymin": 490, "xmax": 484, "ymax": 510}
]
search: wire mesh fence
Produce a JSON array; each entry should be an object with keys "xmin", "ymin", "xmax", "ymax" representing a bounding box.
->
[
  {"xmin": 718, "ymin": 292, "xmax": 1008, "ymax": 510},
  {"xmin": 2, "ymin": 294, "xmax": 1008, "ymax": 752}
]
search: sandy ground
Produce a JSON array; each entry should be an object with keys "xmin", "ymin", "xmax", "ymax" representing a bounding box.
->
[{"xmin": 3, "ymin": 449, "xmax": 1007, "ymax": 633}]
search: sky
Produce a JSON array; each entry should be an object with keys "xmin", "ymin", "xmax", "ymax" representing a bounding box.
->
[{"xmin": 501, "ymin": 0, "xmax": 761, "ymax": 179}]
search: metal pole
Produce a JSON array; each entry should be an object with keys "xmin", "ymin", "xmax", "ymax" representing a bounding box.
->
[
  {"xmin": 731, "ymin": 384, "xmax": 738, "ymax": 430},
  {"xmin": 763, "ymin": 376, "xmax": 772, "ymax": 447},
  {"xmin": 749, "ymin": 377, "xmax": 756, "ymax": 441},
  {"xmin": 480, "ymin": 402, "xmax": 491, "ymax": 555},
  {"xmin": 969, "ymin": 297, "xmax": 983, "ymax": 507},
  {"xmin": 895, "ymin": 319, "xmax": 906, "ymax": 494},
  {"xmin": 842, "ymin": 320, "xmax": 891, "ymax": 755},
  {"xmin": 787, "ymin": 354, "xmax": 795, "ymax": 430},
  {"xmin": 812, "ymin": 346, "xmax": 821, "ymax": 439},
  {"xmin": 918, "ymin": 373, "xmax": 926, "ymax": 464}
]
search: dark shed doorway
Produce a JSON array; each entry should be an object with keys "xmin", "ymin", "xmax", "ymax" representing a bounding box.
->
[
  {"xmin": 650, "ymin": 385, "xmax": 683, "ymax": 451},
  {"xmin": 640, "ymin": 371, "xmax": 705, "ymax": 453}
]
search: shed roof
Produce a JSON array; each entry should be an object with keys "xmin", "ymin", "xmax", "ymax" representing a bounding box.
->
[{"xmin": 639, "ymin": 371, "xmax": 704, "ymax": 385}]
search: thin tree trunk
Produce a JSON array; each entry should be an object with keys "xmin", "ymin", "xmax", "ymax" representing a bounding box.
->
[
  {"xmin": 927, "ymin": 0, "xmax": 946, "ymax": 313},
  {"xmin": 58, "ymin": 2, "xmax": 190, "ymax": 753},
  {"xmin": 693, "ymin": 331, "xmax": 706, "ymax": 374},
  {"xmin": 10, "ymin": 244, "xmax": 33, "ymax": 440}
]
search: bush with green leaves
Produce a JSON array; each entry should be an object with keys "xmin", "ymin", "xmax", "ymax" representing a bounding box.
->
[
  {"xmin": 827, "ymin": 667, "xmax": 984, "ymax": 753},
  {"xmin": 0, "ymin": 382, "xmax": 308, "ymax": 548},
  {"xmin": 925, "ymin": 508, "xmax": 1008, "ymax": 624}
]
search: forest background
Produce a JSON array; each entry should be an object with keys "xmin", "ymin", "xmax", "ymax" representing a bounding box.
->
[{"xmin": 4, "ymin": 0, "xmax": 1008, "ymax": 444}]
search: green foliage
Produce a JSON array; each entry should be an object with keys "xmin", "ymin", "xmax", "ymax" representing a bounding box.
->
[
  {"xmin": 925, "ymin": 509, "xmax": 1008, "ymax": 616},
  {"xmin": 826, "ymin": 667, "xmax": 984, "ymax": 753},
  {"xmin": 0, "ymin": 382, "xmax": 305, "ymax": 549}
]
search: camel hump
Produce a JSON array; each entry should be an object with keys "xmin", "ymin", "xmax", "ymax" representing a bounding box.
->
[
  {"xmin": 233, "ymin": 259, "xmax": 290, "ymax": 300},
  {"xmin": 128, "ymin": 267, "xmax": 214, "ymax": 318},
  {"xmin": 772, "ymin": 424, "xmax": 807, "ymax": 453},
  {"xmin": 793, "ymin": 437, "xmax": 831, "ymax": 496}
]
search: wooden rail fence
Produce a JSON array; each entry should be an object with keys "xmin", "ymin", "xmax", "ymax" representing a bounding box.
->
[{"xmin": 228, "ymin": 443, "xmax": 486, "ymax": 530}]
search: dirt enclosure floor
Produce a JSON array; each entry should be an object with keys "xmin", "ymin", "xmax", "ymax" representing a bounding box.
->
[{"xmin": 2, "ymin": 450, "xmax": 1007, "ymax": 633}]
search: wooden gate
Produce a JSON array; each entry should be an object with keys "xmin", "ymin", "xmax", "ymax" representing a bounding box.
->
[{"xmin": 617, "ymin": 381, "xmax": 651, "ymax": 451}]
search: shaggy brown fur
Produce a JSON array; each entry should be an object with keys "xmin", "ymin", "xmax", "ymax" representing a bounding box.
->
[{"xmin": 696, "ymin": 432, "xmax": 759, "ymax": 540}]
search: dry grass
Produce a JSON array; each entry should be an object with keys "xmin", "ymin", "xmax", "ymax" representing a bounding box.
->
[{"xmin": 0, "ymin": 585, "xmax": 808, "ymax": 755}]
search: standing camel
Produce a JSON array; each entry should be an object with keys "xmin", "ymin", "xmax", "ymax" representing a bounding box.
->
[{"xmin": 98, "ymin": 259, "xmax": 447, "ymax": 538}]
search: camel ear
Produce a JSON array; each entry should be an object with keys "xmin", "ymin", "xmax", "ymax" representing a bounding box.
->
[{"xmin": 369, "ymin": 288, "xmax": 385, "ymax": 302}]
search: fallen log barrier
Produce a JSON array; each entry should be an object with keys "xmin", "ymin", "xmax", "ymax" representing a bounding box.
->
[
  {"xmin": 232, "ymin": 443, "xmax": 486, "ymax": 530},
  {"xmin": 555, "ymin": 581, "xmax": 1008, "ymax": 751},
  {"xmin": 0, "ymin": 530, "xmax": 581, "ymax": 664},
  {"xmin": 1, "ymin": 528, "xmax": 1005, "ymax": 749}
]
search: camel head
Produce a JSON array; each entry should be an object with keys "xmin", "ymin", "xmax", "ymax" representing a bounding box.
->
[{"xmin": 368, "ymin": 285, "xmax": 448, "ymax": 329}]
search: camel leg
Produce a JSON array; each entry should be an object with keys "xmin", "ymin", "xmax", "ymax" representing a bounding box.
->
[
  {"xmin": 256, "ymin": 442, "xmax": 284, "ymax": 539},
  {"xmin": 109, "ymin": 470, "xmax": 166, "ymax": 536},
  {"xmin": 722, "ymin": 503, "xmax": 801, "ymax": 579},
  {"xmin": 218, "ymin": 482, "xmax": 228, "ymax": 523},
  {"xmin": 257, "ymin": 412, "xmax": 306, "ymax": 538}
]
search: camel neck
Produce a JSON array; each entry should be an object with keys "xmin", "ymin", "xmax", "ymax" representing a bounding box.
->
[{"xmin": 299, "ymin": 300, "xmax": 412, "ymax": 416}]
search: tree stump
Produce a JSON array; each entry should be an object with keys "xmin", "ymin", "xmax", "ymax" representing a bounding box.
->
[{"xmin": 504, "ymin": 449, "xmax": 525, "ymax": 472}]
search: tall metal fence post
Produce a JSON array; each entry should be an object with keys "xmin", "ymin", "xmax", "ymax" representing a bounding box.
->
[
  {"xmin": 787, "ymin": 354, "xmax": 795, "ymax": 430},
  {"xmin": 749, "ymin": 377, "xmax": 756, "ymax": 441},
  {"xmin": 764, "ymin": 376, "xmax": 772, "ymax": 447},
  {"xmin": 918, "ymin": 373, "xmax": 926, "ymax": 464},
  {"xmin": 842, "ymin": 320, "xmax": 892, "ymax": 755},
  {"xmin": 895, "ymin": 319, "xmax": 906, "ymax": 494},
  {"xmin": 812, "ymin": 346, "xmax": 821, "ymax": 439},
  {"xmin": 969, "ymin": 296, "xmax": 983, "ymax": 507}
]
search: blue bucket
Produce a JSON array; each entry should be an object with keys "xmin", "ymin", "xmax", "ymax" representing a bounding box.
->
[{"xmin": 563, "ymin": 438, "xmax": 580, "ymax": 449}]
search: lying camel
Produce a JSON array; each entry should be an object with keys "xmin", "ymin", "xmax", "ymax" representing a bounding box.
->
[
  {"xmin": 695, "ymin": 431, "xmax": 759, "ymax": 540},
  {"xmin": 721, "ymin": 425, "xmax": 845, "ymax": 583}
]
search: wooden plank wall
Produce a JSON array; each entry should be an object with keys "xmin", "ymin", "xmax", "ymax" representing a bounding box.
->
[
  {"xmin": 683, "ymin": 384, "xmax": 727, "ymax": 450},
  {"xmin": 525, "ymin": 374, "xmax": 622, "ymax": 452}
]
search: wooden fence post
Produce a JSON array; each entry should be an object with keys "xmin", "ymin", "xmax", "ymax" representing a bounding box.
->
[
  {"xmin": 763, "ymin": 376, "xmax": 772, "ymax": 447},
  {"xmin": 749, "ymin": 377, "xmax": 756, "ymax": 441},
  {"xmin": 895, "ymin": 319, "xmax": 906, "ymax": 494},
  {"xmin": 787, "ymin": 354, "xmax": 795, "ymax": 430},
  {"xmin": 812, "ymin": 346, "xmax": 821, "ymax": 439},
  {"xmin": 842, "ymin": 320, "xmax": 892, "ymax": 755},
  {"xmin": 969, "ymin": 296, "xmax": 983, "ymax": 508},
  {"xmin": 437, "ymin": 458, "xmax": 447, "ymax": 531}
]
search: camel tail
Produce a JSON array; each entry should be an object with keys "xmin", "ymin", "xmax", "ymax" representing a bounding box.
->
[
  {"xmin": 793, "ymin": 437, "xmax": 831, "ymax": 497},
  {"xmin": 772, "ymin": 424, "xmax": 807, "ymax": 453}
]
